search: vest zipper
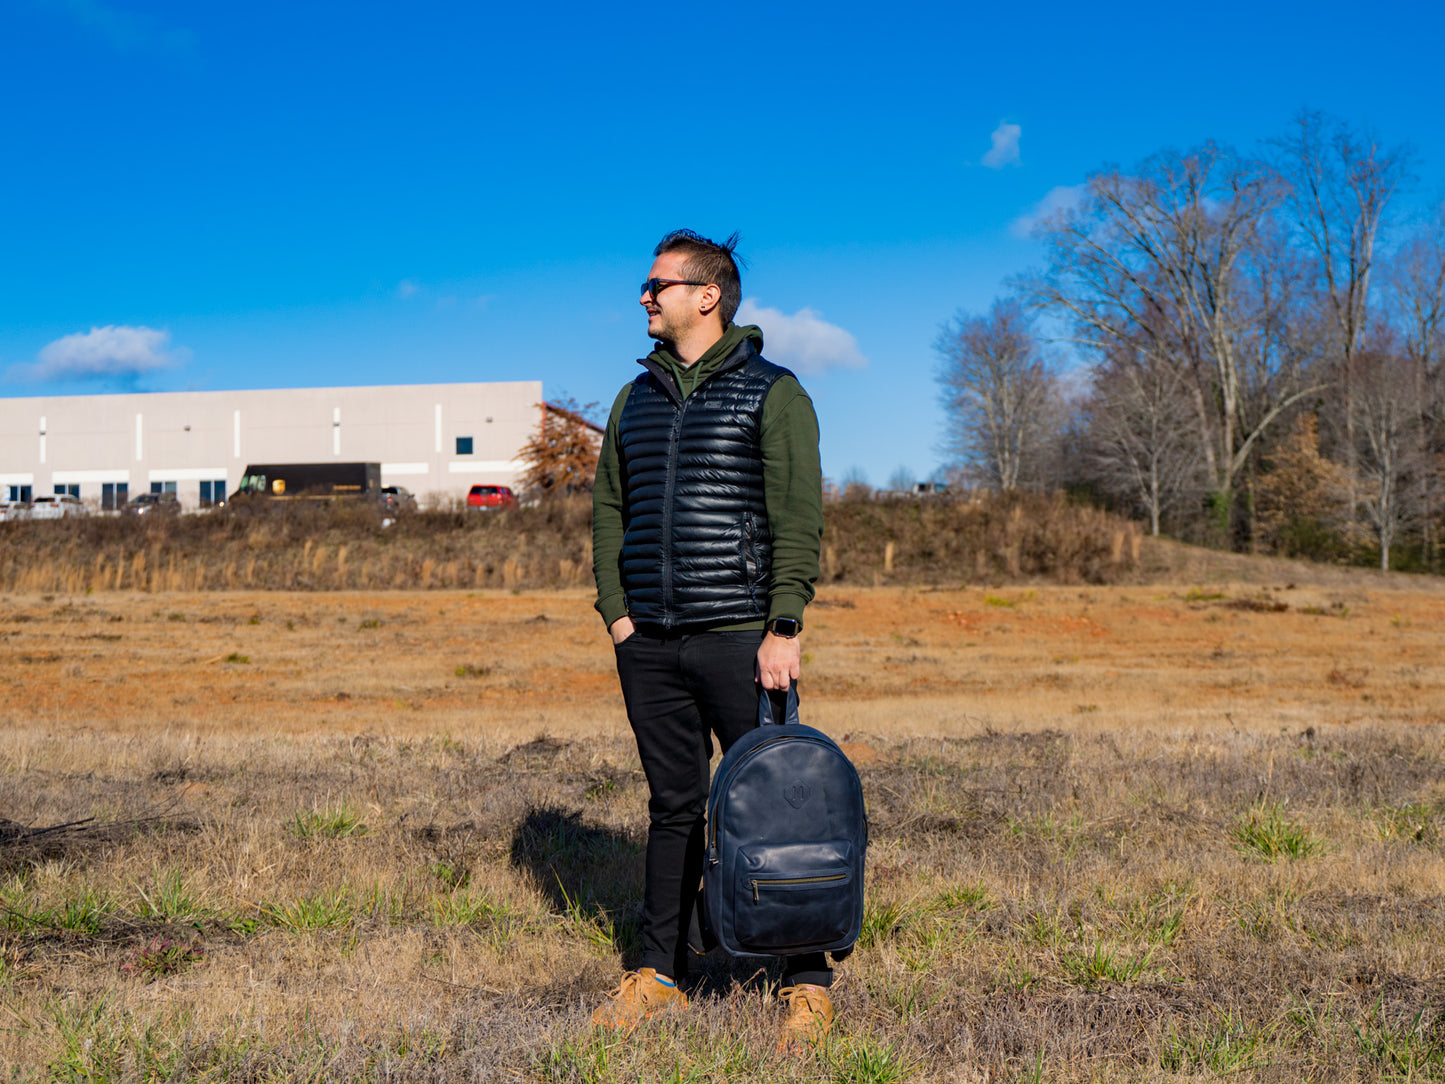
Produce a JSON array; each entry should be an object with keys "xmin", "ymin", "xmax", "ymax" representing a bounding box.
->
[
  {"xmin": 742, "ymin": 512, "xmax": 757, "ymax": 608},
  {"xmin": 751, "ymin": 874, "xmax": 847, "ymax": 902},
  {"xmin": 660, "ymin": 398, "xmax": 688, "ymax": 625}
]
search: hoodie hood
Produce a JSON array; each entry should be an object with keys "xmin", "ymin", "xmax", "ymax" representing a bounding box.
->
[{"xmin": 646, "ymin": 323, "xmax": 766, "ymax": 400}]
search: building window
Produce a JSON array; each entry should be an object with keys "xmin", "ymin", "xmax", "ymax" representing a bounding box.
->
[
  {"xmin": 7, "ymin": 485, "xmax": 32, "ymax": 503},
  {"xmin": 151, "ymin": 481, "xmax": 178, "ymax": 495},
  {"xmin": 102, "ymin": 483, "xmax": 129, "ymax": 511},
  {"xmin": 55, "ymin": 484, "xmax": 80, "ymax": 497},
  {"xmin": 199, "ymin": 479, "xmax": 227, "ymax": 507},
  {"xmin": 456, "ymin": 436, "xmax": 474, "ymax": 455}
]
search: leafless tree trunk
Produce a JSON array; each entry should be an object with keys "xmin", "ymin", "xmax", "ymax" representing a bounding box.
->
[
  {"xmin": 1021, "ymin": 143, "xmax": 1319, "ymax": 543},
  {"xmin": 935, "ymin": 297, "xmax": 1058, "ymax": 492},
  {"xmin": 1087, "ymin": 347, "xmax": 1200, "ymax": 535}
]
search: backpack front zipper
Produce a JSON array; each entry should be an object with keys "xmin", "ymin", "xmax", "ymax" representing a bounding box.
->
[{"xmin": 750, "ymin": 874, "xmax": 847, "ymax": 902}]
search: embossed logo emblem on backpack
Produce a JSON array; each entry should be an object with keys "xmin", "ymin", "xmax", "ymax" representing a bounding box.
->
[{"xmin": 784, "ymin": 780, "xmax": 811, "ymax": 808}]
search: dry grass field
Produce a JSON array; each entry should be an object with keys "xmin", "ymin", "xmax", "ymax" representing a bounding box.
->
[{"xmin": 2, "ymin": 574, "xmax": 1443, "ymax": 1082}]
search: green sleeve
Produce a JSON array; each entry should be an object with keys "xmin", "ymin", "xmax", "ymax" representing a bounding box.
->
[
  {"xmin": 759, "ymin": 376, "xmax": 823, "ymax": 624},
  {"xmin": 591, "ymin": 384, "xmax": 635, "ymax": 628}
]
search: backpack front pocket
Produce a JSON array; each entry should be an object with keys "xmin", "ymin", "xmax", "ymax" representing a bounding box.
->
[{"xmin": 732, "ymin": 840, "xmax": 857, "ymax": 953}]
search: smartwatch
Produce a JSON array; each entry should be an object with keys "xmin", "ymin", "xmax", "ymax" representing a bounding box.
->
[{"xmin": 766, "ymin": 617, "xmax": 802, "ymax": 638}]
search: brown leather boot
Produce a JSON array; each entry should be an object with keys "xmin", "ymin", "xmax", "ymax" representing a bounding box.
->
[
  {"xmin": 590, "ymin": 968, "xmax": 688, "ymax": 1029},
  {"xmin": 779, "ymin": 983, "xmax": 835, "ymax": 1048}
]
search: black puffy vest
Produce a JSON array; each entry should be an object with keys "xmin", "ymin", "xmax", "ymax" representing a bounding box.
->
[{"xmin": 617, "ymin": 341, "xmax": 790, "ymax": 628}]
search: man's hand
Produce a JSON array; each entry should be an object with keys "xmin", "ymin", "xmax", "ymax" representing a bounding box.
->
[
  {"xmin": 756, "ymin": 631, "xmax": 801, "ymax": 690},
  {"xmin": 609, "ymin": 616, "xmax": 636, "ymax": 645}
]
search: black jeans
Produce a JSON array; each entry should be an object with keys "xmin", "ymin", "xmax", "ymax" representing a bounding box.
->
[{"xmin": 614, "ymin": 625, "xmax": 832, "ymax": 988}]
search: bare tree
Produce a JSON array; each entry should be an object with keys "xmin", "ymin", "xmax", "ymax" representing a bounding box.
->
[
  {"xmin": 1023, "ymin": 143, "xmax": 1321, "ymax": 540},
  {"xmin": 1353, "ymin": 336, "xmax": 1428, "ymax": 569},
  {"xmin": 1087, "ymin": 346, "xmax": 1200, "ymax": 534},
  {"xmin": 935, "ymin": 297, "xmax": 1059, "ymax": 492},
  {"xmin": 1271, "ymin": 111, "xmax": 1413, "ymax": 488},
  {"xmin": 1384, "ymin": 207, "xmax": 1445, "ymax": 565},
  {"xmin": 1388, "ymin": 207, "xmax": 1445, "ymax": 382}
]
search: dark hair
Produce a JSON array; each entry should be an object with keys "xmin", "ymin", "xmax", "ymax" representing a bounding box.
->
[{"xmin": 653, "ymin": 229, "xmax": 743, "ymax": 325}]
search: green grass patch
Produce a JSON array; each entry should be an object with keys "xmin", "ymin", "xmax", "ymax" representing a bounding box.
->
[
  {"xmin": 1060, "ymin": 943, "xmax": 1156, "ymax": 987},
  {"xmin": 827, "ymin": 1035, "xmax": 920, "ymax": 1083},
  {"xmin": 1373, "ymin": 801, "xmax": 1441, "ymax": 845},
  {"xmin": 1230, "ymin": 803, "xmax": 1323, "ymax": 860},
  {"xmin": 1352, "ymin": 1001, "xmax": 1445, "ymax": 1078},
  {"xmin": 285, "ymin": 804, "xmax": 369, "ymax": 839},
  {"xmin": 54, "ymin": 887, "xmax": 112, "ymax": 933},
  {"xmin": 928, "ymin": 881, "xmax": 993, "ymax": 913},
  {"xmin": 433, "ymin": 888, "xmax": 521, "ymax": 930},
  {"xmin": 260, "ymin": 889, "xmax": 355, "ymax": 930},
  {"xmin": 1161, "ymin": 1012, "xmax": 1279, "ymax": 1074},
  {"xmin": 555, "ymin": 878, "xmax": 627, "ymax": 954},
  {"xmin": 857, "ymin": 899, "xmax": 911, "ymax": 949},
  {"xmin": 133, "ymin": 868, "xmax": 209, "ymax": 922}
]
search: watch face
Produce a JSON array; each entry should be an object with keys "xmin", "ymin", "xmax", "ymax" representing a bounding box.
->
[{"xmin": 769, "ymin": 618, "xmax": 801, "ymax": 637}]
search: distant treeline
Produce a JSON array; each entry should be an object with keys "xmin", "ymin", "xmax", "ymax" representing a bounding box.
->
[
  {"xmin": 934, "ymin": 110, "xmax": 1444, "ymax": 573},
  {"xmin": 0, "ymin": 493, "xmax": 1139, "ymax": 594}
]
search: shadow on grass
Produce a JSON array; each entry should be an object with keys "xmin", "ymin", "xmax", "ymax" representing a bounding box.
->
[
  {"xmin": 506, "ymin": 805, "xmax": 829, "ymax": 995},
  {"xmin": 509, "ymin": 805, "xmax": 645, "ymax": 959}
]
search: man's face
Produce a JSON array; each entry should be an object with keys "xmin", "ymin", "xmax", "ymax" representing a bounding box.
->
[{"xmin": 640, "ymin": 251, "xmax": 703, "ymax": 346}]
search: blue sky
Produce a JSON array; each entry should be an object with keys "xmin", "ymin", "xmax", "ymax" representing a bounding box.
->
[{"xmin": 3, "ymin": 0, "xmax": 1443, "ymax": 487}]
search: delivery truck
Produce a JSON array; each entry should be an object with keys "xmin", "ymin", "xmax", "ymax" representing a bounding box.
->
[{"xmin": 230, "ymin": 462, "xmax": 383, "ymax": 504}]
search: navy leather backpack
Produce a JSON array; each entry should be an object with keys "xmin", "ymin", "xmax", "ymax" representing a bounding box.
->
[{"xmin": 703, "ymin": 686, "xmax": 867, "ymax": 958}]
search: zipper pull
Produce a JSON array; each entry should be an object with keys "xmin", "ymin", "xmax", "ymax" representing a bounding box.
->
[{"xmin": 751, "ymin": 880, "xmax": 759, "ymax": 903}]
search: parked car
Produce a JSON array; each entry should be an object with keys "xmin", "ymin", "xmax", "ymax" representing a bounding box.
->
[
  {"xmin": 380, "ymin": 485, "xmax": 417, "ymax": 514},
  {"xmin": 0, "ymin": 502, "xmax": 27, "ymax": 522},
  {"xmin": 30, "ymin": 494, "xmax": 85, "ymax": 519},
  {"xmin": 467, "ymin": 484, "xmax": 516, "ymax": 510},
  {"xmin": 122, "ymin": 492, "xmax": 181, "ymax": 517}
]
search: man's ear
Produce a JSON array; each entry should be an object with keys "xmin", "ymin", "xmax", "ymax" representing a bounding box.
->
[{"xmin": 698, "ymin": 284, "xmax": 721, "ymax": 316}]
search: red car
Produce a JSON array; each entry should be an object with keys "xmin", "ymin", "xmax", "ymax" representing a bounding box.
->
[{"xmin": 467, "ymin": 484, "xmax": 515, "ymax": 510}]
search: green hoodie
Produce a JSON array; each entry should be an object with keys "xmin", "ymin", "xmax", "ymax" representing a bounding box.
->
[{"xmin": 592, "ymin": 323, "xmax": 823, "ymax": 630}]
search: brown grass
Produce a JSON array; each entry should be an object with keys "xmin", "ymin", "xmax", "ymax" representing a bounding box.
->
[
  {"xmin": 0, "ymin": 493, "xmax": 1144, "ymax": 594},
  {"xmin": 1, "ymin": 580, "xmax": 1443, "ymax": 1081}
]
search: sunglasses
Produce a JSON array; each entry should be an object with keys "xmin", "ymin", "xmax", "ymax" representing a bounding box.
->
[{"xmin": 641, "ymin": 277, "xmax": 707, "ymax": 301}]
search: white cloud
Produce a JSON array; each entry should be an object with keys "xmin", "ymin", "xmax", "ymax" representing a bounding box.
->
[
  {"xmin": 41, "ymin": 0, "xmax": 196, "ymax": 55},
  {"xmin": 16, "ymin": 325, "xmax": 186, "ymax": 382},
  {"xmin": 736, "ymin": 299, "xmax": 867, "ymax": 376},
  {"xmin": 1010, "ymin": 184, "xmax": 1087, "ymax": 238},
  {"xmin": 982, "ymin": 122, "xmax": 1022, "ymax": 169},
  {"xmin": 397, "ymin": 279, "xmax": 420, "ymax": 298}
]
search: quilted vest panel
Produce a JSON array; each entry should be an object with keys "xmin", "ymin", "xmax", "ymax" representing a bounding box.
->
[{"xmin": 617, "ymin": 348, "xmax": 789, "ymax": 627}]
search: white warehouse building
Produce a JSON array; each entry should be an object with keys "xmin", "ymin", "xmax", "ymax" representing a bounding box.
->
[{"xmin": 0, "ymin": 380, "xmax": 544, "ymax": 511}]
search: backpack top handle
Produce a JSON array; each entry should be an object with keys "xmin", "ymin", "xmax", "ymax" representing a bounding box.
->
[{"xmin": 757, "ymin": 684, "xmax": 801, "ymax": 728}]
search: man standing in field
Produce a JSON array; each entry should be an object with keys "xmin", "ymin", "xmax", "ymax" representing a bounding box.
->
[{"xmin": 591, "ymin": 229, "xmax": 832, "ymax": 1042}]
